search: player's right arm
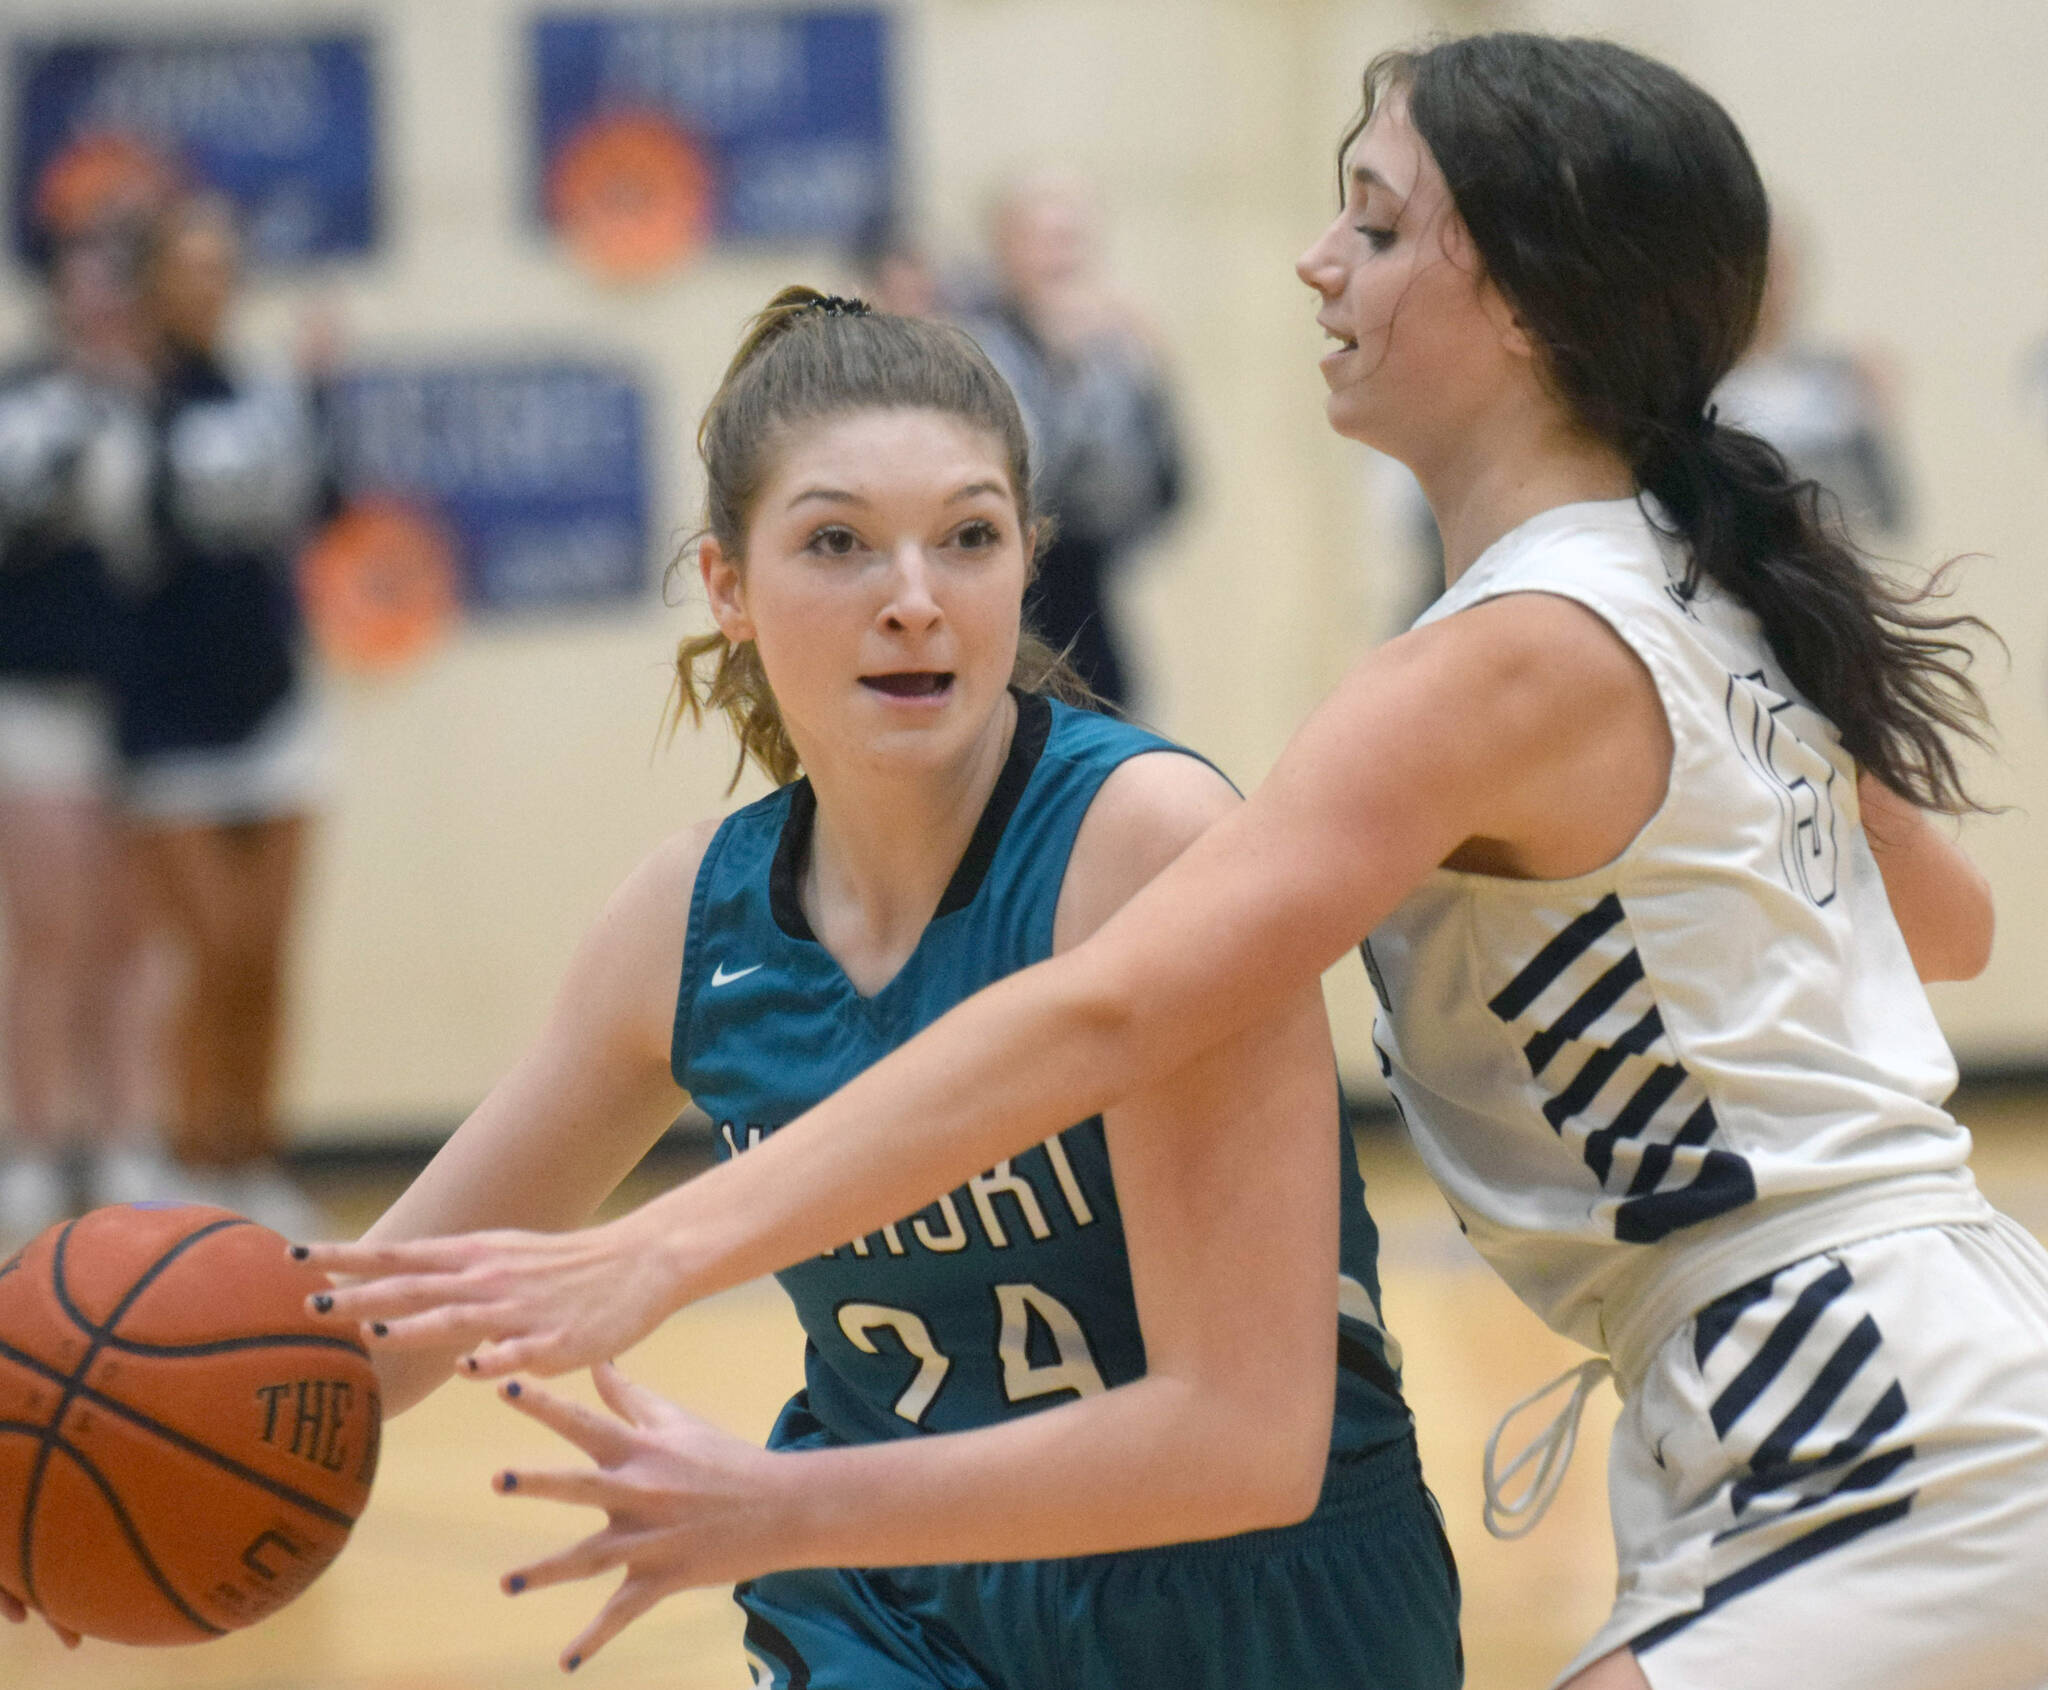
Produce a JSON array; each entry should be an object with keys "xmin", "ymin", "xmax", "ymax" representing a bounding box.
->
[{"xmin": 360, "ymin": 821, "xmax": 711, "ymax": 1415}]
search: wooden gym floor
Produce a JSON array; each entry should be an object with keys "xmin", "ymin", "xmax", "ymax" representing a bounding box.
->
[{"xmin": 8, "ymin": 1086, "xmax": 2046, "ymax": 1690}]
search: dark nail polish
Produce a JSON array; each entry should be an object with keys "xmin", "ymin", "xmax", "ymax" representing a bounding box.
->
[
  {"xmin": 507, "ymin": 1574, "xmax": 526, "ymax": 1594},
  {"xmin": 312, "ymin": 1294, "xmax": 333, "ymax": 1314},
  {"xmin": 501, "ymin": 1470, "xmax": 518, "ymax": 1492},
  {"xmin": 505, "ymin": 1380, "xmax": 522, "ymax": 1398},
  {"xmin": 371, "ymin": 1322, "xmax": 388, "ymax": 1338},
  {"xmin": 288, "ymin": 1245, "xmax": 310, "ymax": 1260},
  {"xmin": 566, "ymin": 1655, "xmax": 582, "ymax": 1673},
  {"xmin": 463, "ymin": 1355, "xmax": 479, "ymax": 1373}
]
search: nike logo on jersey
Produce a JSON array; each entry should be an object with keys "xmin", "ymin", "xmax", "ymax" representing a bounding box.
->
[{"xmin": 710, "ymin": 961, "xmax": 764, "ymax": 987}]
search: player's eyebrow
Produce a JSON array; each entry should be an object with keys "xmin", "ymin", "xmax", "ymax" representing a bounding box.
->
[
  {"xmin": 1350, "ymin": 163, "xmax": 1405, "ymax": 204},
  {"xmin": 786, "ymin": 486, "xmax": 864, "ymax": 510},
  {"xmin": 786, "ymin": 481, "xmax": 1009, "ymax": 510}
]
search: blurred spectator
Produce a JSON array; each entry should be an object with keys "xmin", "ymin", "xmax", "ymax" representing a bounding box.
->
[
  {"xmin": 961, "ymin": 173, "xmax": 1185, "ymax": 709},
  {"xmin": 1713, "ymin": 226, "xmax": 1912, "ymax": 541},
  {"xmin": 849, "ymin": 206, "xmax": 945, "ymax": 320},
  {"xmin": 0, "ymin": 222, "xmax": 165, "ymax": 1243},
  {"xmin": 115, "ymin": 192, "xmax": 336, "ymax": 1239}
]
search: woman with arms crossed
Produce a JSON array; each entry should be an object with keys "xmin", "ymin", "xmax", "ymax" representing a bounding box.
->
[
  {"xmin": 314, "ymin": 34, "xmax": 2048, "ymax": 1690},
  {"xmin": 159, "ymin": 290, "xmax": 1450, "ymax": 1684}
]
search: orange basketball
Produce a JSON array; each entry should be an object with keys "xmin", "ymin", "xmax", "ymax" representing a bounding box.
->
[{"xmin": 0, "ymin": 1203, "xmax": 379, "ymax": 1645}]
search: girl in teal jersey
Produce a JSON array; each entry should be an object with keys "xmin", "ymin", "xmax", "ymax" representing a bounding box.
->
[{"xmin": 145, "ymin": 287, "xmax": 1452, "ymax": 1684}]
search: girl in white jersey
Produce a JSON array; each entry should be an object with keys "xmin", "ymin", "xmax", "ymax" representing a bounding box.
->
[{"xmin": 306, "ymin": 33, "xmax": 2048, "ymax": 1690}]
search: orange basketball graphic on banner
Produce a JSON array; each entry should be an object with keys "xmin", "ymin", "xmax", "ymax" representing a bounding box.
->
[
  {"xmin": 546, "ymin": 109, "xmax": 714, "ymax": 283},
  {"xmin": 298, "ymin": 499, "xmax": 460, "ymax": 674},
  {"xmin": 33, "ymin": 132, "xmax": 183, "ymax": 238}
]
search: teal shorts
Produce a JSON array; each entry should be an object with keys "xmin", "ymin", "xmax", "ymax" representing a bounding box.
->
[{"xmin": 734, "ymin": 1434, "xmax": 1462, "ymax": 1689}]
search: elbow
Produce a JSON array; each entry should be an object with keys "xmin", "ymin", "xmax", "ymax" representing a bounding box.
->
[
  {"xmin": 1215, "ymin": 1392, "xmax": 1331, "ymax": 1533},
  {"xmin": 1916, "ymin": 892, "xmax": 1995, "ymax": 984},
  {"xmin": 1272, "ymin": 1398, "xmax": 1335, "ymax": 1525},
  {"xmin": 1258, "ymin": 1451, "xmax": 1329, "ymax": 1531}
]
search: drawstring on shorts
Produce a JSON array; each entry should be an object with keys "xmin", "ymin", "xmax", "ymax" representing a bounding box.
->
[{"xmin": 1481, "ymin": 1357, "xmax": 1613, "ymax": 1540}]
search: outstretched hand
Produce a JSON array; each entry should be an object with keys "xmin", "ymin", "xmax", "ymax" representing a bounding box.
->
[
  {"xmin": 296, "ymin": 1216, "xmax": 683, "ymax": 1379},
  {"xmin": 0, "ymin": 1586, "xmax": 81, "ymax": 1649},
  {"xmin": 492, "ymin": 1364, "xmax": 790, "ymax": 1671}
]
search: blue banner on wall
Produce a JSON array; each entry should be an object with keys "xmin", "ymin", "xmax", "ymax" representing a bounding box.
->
[
  {"xmin": 326, "ymin": 364, "xmax": 651, "ymax": 612},
  {"xmin": 532, "ymin": 6, "xmax": 894, "ymax": 271},
  {"xmin": 9, "ymin": 34, "xmax": 377, "ymax": 267}
]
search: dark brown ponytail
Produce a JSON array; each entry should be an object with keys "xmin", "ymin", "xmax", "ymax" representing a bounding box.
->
[{"xmin": 1352, "ymin": 34, "xmax": 1993, "ymax": 811}]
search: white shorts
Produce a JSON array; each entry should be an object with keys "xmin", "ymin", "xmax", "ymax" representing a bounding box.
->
[
  {"xmin": 124, "ymin": 686, "xmax": 332, "ymax": 823},
  {"xmin": 0, "ymin": 678, "xmax": 116, "ymax": 798},
  {"xmin": 1563, "ymin": 1213, "xmax": 2048, "ymax": 1690}
]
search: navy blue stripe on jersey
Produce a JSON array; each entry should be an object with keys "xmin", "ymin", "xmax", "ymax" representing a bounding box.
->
[
  {"xmin": 1522, "ymin": 950, "xmax": 1645, "ymax": 1077},
  {"xmin": 1614, "ymin": 1148, "xmax": 1757, "ymax": 1244},
  {"xmin": 1489, "ymin": 895, "xmax": 1757, "ymax": 1246},
  {"xmin": 1581, "ymin": 1057, "xmax": 1683, "ymax": 1181},
  {"xmin": 1486, "ymin": 892, "xmax": 1625, "ymax": 1021},
  {"xmin": 1633, "ymin": 1255, "xmax": 1919, "ymax": 1651}
]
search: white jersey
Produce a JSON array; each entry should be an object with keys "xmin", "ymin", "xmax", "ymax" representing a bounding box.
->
[{"xmin": 1366, "ymin": 497, "xmax": 1983, "ymax": 1380}]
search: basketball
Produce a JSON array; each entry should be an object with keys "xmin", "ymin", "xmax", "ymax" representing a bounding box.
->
[{"xmin": 0, "ymin": 1203, "xmax": 379, "ymax": 1645}]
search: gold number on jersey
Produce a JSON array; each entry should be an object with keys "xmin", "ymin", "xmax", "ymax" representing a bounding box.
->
[{"xmin": 832, "ymin": 1284, "xmax": 1107, "ymax": 1427}]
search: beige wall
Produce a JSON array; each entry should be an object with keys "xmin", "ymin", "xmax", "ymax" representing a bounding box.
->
[{"xmin": 2, "ymin": 0, "xmax": 2042, "ymax": 1137}]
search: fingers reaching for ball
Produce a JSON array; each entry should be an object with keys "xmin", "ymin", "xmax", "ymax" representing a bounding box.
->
[
  {"xmin": 483, "ymin": 1364, "xmax": 791, "ymax": 1665},
  {"xmin": 294, "ymin": 1218, "xmax": 686, "ymax": 1380}
]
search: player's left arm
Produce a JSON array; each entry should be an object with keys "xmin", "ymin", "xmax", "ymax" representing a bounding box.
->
[{"xmin": 1858, "ymin": 771, "xmax": 1994, "ymax": 981}]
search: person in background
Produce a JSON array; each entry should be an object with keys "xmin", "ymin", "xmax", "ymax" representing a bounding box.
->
[
  {"xmin": 847, "ymin": 205, "xmax": 945, "ymax": 320},
  {"xmin": 1712, "ymin": 224, "xmax": 1912, "ymax": 543},
  {"xmin": 0, "ymin": 221, "xmax": 165, "ymax": 1244},
  {"xmin": 112, "ymin": 192, "xmax": 335, "ymax": 1238},
  {"xmin": 962, "ymin": 173, "xmax": 1185, "ymax": 710}
]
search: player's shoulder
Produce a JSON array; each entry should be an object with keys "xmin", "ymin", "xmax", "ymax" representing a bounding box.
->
[
  {"xmin": 596, "ymin": 818, "xmax": 723, "ymax": 943},
  {"xmin": 1055, "ymin": 740, "xmax": 1237, "ymax": 949},
  {"xmin": 1416, "ymin": 572, "xmax": 1663, "ymax": 739}
]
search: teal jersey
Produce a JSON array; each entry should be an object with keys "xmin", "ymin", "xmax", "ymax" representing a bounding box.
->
[{"xmin": 674, "ymin": 692, "xmax": 1411, "ymax": 1457}]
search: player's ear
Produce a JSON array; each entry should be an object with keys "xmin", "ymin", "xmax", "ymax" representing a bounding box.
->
[{"xmin": 699, "ymin": 536, "xmax": 754, "ymax": 644}]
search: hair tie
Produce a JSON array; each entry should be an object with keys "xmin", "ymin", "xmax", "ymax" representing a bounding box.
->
[{"xmin": 806, "ymin": 293, "xmax": 871, "ymax": 318}]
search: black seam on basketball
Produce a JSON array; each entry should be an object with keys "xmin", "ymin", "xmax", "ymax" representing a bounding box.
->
[
  {"xmin": 0, "ymin": 1334, "xmax": 87, "ymax": 1395},
  {"xmin": 99, "ymin": 1330, "xmax": 370, "ymax": 1362},
  {"xmin": 0, "ymin": 1335, "xmax": 358, "ymax": 1528},
  {"xmin": 23, "ymin": 1215, "xmax": 267, "ymax": 1600},
  {"xmin": 47, "ymin": 1439, "xmax": 226, "ymax": 1636},
  {"xmin": 65, "ymin": 1390, "xmax": 361, "ymax": 1529},
  {"xmin": 52, "ymin": 1216, "xmax": 251, "ymax": 1343}
]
